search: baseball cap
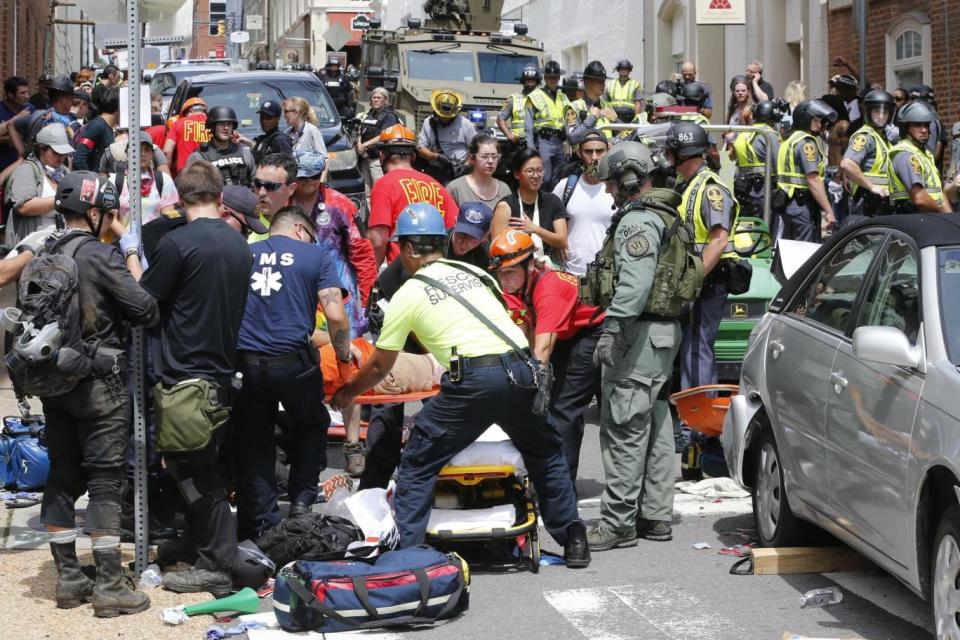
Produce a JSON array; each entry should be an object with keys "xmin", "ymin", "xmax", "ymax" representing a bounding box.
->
[
  {"xmin": 258, "ymin": 100, "xmax": 282, "ymax": 117},
  {"xmin": 296, "ymin": 151, "xmax": 327, "ymax": 179},
  {"xmin": 452, "ymin": 202, "xmax": 493, "ymax": 241},
  {"xmin": 222, "ymin": 185, "xmax": 268, "ymax": 234},
  {"xmin": 137, "ymin": 130, "xmax": 154, "ymax": 147},
  {"xmin": 36, "ymin": 124, "xmax": 75, "ymax": 155},
  {"xmin": 580, "ymin": 128, "xmax": 609, "ymax": 145}
]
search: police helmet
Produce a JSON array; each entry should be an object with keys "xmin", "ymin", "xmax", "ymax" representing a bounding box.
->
[
  {"xmin": 655, "ymin": 79, "xmax": 677, "ymax": 96},
  {"xmin": 791, "ymin": 99, "xmax": 838, "ymax": 133},
  {"xmin": 751, "ymin": 100, "xmax": 781, "ymax": 126},
  {"xmin": 679, "ymin": 82, "xmax": 706, "ymax": 108},
  {"xmin": 327, "ymin": 56, "xmax": 340, "ymax": 68},
  {"xmin": 562, "ymin": 75, "xmax": 580, "ymax": 91},
  {"xmin": 55, "ymin": 171, "xmax": 119, "ymax": 217},
  {"xmin": 232, "ymin": 540, "xmax": 275, "ymax": 589},
  {"xmin": 521, "ymin": 64, "xmax": 541, "ymax": 83},
  {"xmin": 615, "ymin": 58, "xmax": 633, "ymax": 72},
  {"xmin": 646, "ymin": 92, "xmax": 677, "ymax": 112},
  {"xmin": 544, "ymin": 61, "xmax": 563, "ymax": 77},
  {"xmin": 206, "ymin": 106, "xmax": 239, "ymax": 128},
  {"xmin": 48, "ymin": 75, "xmax": 75, "ymax": 96},
  {"xmin": 862, "ymin": 89, "xmax": 895, "ymax": 129},
  {"xmin": 595, "ymin": 141, "xmax": 658, "ymax": 193},
  {"xmin": 665, "ymin": 121, "xmax": 711, "ymax": 160},
  {"xmin": 897, "ymin": 100, "xmax": 938, "ymax": 139},
  {"xmin": 391, "ymin": 203, "xmax": 447, "ymax": 241},
  {"xmin": 582, "ymin": 61, "xmax": 609, "ymax": 82}
]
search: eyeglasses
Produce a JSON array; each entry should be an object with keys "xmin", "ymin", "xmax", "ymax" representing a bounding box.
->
[
  {"xmin": 253, "ymin": 177, "xmax": 287, "ymax": 192},
  {"xmin": 476, "ymin": 153, "xmax": 501, "ymax": 161},
  {"xmin": 296, "ymin": 222, "xmax": 316, "ymax": 244},
  {"xmin": 521, "ymin": 168, "xmax": 544, "ymax": 176},
  {"xmin": 284, "ymin": 109, "xmax": 298, "ymax": 114}
]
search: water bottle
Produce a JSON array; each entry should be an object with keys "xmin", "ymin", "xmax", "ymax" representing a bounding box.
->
[
  {"xmin": 139, "ymin": 564, "xmax": 162, "ymax": 589},
  {"xmin": 799, "ymin": 586, "xmax": 842, "ymax": 608}
]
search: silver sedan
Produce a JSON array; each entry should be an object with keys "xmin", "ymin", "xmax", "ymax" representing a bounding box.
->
[{"xmin": 722, "ymin": 215, "xmax": 960, "ymax": 638}]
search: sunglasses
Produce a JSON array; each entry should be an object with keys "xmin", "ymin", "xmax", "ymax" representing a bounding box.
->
[
  {"xmin": 253, "ymin": 177, "xmax": 287, "ymax": 192},
  {"xmin": 297, "ymin": 222, "xmax": 316, "ymax": 244}
]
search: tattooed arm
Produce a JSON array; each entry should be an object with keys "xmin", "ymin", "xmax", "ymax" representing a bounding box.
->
[{"xmin": 318, "ymin": 287, "xmax": 351, "ymax": 363}]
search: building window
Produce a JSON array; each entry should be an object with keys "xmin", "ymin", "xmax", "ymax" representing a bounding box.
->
[
  {"xmin": 885, "ymin": 13, "xmax": 931, "ymax": 91},
  {"xmin": 209, "ymin": 1, "xmax": 226, "ymax": 36}
]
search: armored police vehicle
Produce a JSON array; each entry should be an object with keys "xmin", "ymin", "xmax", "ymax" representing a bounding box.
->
[{"xmin": 360, "ymin": 0, "xmax": 545, "ymax": 135}]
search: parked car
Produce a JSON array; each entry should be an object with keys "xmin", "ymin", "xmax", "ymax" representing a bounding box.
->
[
  {"xmin": 166, "ymin": 71, "xmax": 365, "ymax": 213},
  {"xmin": 722, "ymin": 214, "xmax": 960, "ymax": 635},
  {"xmin": 150, "ymin": 64, "xmax": 229, "ymax": 116}
]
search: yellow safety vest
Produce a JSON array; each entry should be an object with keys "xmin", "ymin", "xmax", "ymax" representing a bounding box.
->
[
  {"xmin": 679, "ymin": 168, "xmax": 740, "ymax": 256},
  {"xmin": 847, "ymin": 126, "xmax": 890, "ymax": 197},
  {"xmin": 540, "ymin": 88, "xmax": 569, "ymax": 130},
  {"xmin": 733, "ymin": 124, "xmax": 777, "ymax": 174},
  {"xmin": 567, "ymin": 97, "xmax": 614, "ymax": 139},
  {"xmin": 605, "ymin": 78, "xmax": 641, "ymax": 109},
  {"xmin": 507, "ymin": 89, "xmax": 554, "ymax": 136},
  {"xmin": 776, "ymin": 130, "xmax": 825, "ymax": 197},
  {"xmin": 888, "ymin": 139, "xmax": 943, "ymax": 205}
]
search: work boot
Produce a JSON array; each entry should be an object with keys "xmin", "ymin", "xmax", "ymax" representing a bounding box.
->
[
  {"xmin": 49, "ymin": 542, "xmax": 94, "ymax": 609},
  {"xmin": 563, "ymin": 522, "xmax": 591, "ymax": 568},
  {"xmin": 636, "ymin": 518, "xmax": 673, "ymax": 541},
  {"xmin": 586, "ymin": 523, "xmax": 638, "ymax": 551},
  {"xmin": 161, "ymin": 567, "xmax": 233, "ymax": 597},
  {"xmin": 155, "ymin": 536, "xmax": 199, "ymax": 568},
  {"xmin": 91, "ymin": 548, "xmax": 150, "ymax": 617},
  {"xmin": 343, "ymin": 442, "xmax": 366, "ymax": 478},
  {"xmin": 288, "ymin": 502, "xmax": 312, "ymax": 518}
]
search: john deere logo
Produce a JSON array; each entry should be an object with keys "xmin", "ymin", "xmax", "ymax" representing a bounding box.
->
[{"xmin": 731, "ymin": 303, "xmax": 748, "ymax": 319}]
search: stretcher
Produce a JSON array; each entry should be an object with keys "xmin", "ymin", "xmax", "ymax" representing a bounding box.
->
[
  {"xmin": 325, "ymin": 386, "xmax": 441, "ymax": 441},
  {"xmin": 669, "ymin": 384, "xmax": 739, "ymax": 437}
]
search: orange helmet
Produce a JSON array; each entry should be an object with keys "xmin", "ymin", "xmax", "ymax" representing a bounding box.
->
[
  {"xmin": 378, "ymin": 124, "xmax": 416, "ymax": 147},
  {"xmin": 489, "ymin": 230, "xmax": 535, "ymax": 269},
  {"xmin": 180, "ymin": 97, "xmax": 208, "ymax": 116}
]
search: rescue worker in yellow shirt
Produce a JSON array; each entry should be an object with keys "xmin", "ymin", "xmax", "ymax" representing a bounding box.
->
[
  {"xmin": 732, "ymin": 100, "xmax": 782, "ymax": 218},
  {"xmin": 887, "ymin": 100, "xmax": 951, "ymax": 214},
  {"xmin": 839, "ymin": 90, "xmax": 895, "ymax": 219},
  {"xmin": 565, "ymin": 61, "xmax": 618, "ymax": 147},
  {"xmin": 604, "ymin": 59, "xmax": 642, "ymax": 122}
]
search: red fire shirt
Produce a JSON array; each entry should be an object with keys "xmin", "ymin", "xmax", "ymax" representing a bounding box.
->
[
  {"xmin": 529, "ymin": 269, "xmax": 604, "ymax": 341},
  {"xmin": 368, "ymin": 168, "xmax": 458, "ymax": 262},
  {"xmin": 166, "ymin": 113, "xmax": 210, "ymax": 176}
]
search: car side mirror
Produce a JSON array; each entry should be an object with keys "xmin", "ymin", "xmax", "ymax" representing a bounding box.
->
[{"xmin": 853, "ymin": 326, "xmax": 922, "ymax": 369}]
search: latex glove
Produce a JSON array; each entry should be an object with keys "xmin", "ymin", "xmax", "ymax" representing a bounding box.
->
[
  {"xmin": 593, "ymin": 327, "xmax": 620, "ymax": 368},
  {"xmin": 118, "ymin": 230, "xmax": 140, "ymax": 257},
  {"xmin": 827, "ymin": 179, "xmax": 844, "ymax": 205}
]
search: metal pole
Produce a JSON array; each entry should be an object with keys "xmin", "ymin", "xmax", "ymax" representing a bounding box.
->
[
  {"xmin": 856, "ymin": 0, "xmax": 867, "ymax": 92},
  {"xmin": 125, "ymin": 0, "xmax": 148, "ymax": 578}
]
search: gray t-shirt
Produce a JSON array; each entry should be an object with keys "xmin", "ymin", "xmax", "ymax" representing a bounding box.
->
[
  {"xmin": 446, "ymin": 175, "xmax": 511, "ymax": 209},
  {"xmin": 417, "ymin": 115, "xmax": 476, "ymax": 164}
]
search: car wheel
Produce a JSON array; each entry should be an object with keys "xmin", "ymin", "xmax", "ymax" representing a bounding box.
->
[
  {"xmin": 932, "ymin": 504, "xmax": 960, "ymax": 639},
  {"xmin": 751, "ymin": 429, "xmax": 807, "ymax": 547}
]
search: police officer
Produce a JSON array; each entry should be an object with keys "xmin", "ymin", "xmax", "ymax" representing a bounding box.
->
[
  {"xmin": 604, "ymin": 59, "xmax": 642, "ymax": 120},
  {"xmin": 187, "ymin": 106, "xmax": 255, "ymax": 187},
  {"xmin": 888, "ymin": 100, "xmax": 951, "ymax": 213},
  {"xmin": 565, "ymin": 61, "xmax": 617, "ymax": 146},
  {"xmin": 677, "ymin": 83, "xmax": 711, "ymax": 126},
  {"xmin": 732, "ymin": 100, "xmax": 782, "ymax": 218},
  {"xmin": 644, "ymin": 92, "xmax": 678, "ymax": 125},
  {"xmin": 489, "ymin": 230, "xmax": 604, "ymax": 483},
  {"xmin": 242, "ymin": 100, "xmax": 293, "ymax": 165},
  {"xmin": 356, "ymin": 87, "xmax": 400, "ymax": 190},
  {"xmin": 839, "ymin": 90, "xmax": 895, "ymax": 218},
  {"xmin": 538, "ymin": 60, "xmax": 571, "ymax": 189},
  {"xmin": 776, "ymin": 99, "xmax": 837, "ymax": 241},
  {"xmin": 317, "ymin": 56, "xmax": 355, "ymax": 118},
  {"xmin": 230, "ymin": 205, "xmax": 353, "ymax": 540},
  {"xmin": 331, "ymin": 203, "xmax": 590, "ymax": 568},
  {"xmin": 561, "ymin": 74, "xmax": 583, "ymax": 103},
  {"xmin": 582, "ymin": 141, "xmax": 687, "ymax": 549},
  {"xmin": 497, "ymin": 64, "xmax": 565, "ymax": 184}
]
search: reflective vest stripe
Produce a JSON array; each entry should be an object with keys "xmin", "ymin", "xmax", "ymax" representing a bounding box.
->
[
  {"xmin": 679, "ymin": 170, "xmax": 740, "ymax": 256},
  {"xmin": 568, "ymin": 98, "xmax": 614, "ymax": 139},
  {"xmin": 848, "ymin": 126, "xmax": 890, "ymax": 196},
  {"xmin": 539, "ymin": 90, "xmax": 567, "ymax": 130},
  {"xmin": 887, "ymin": 140, "xmax": 943, "ymax": 204},
  {"xmin": 776, "ymin": 130, "xmax": 824, "ymax": 197},
  {"xmin": 508, "ymin": 93, "xmax": 527, "ymax": 136},
  {"xmin": 605, "ymin": 79, "xmax": 640, "ymax": 108},
  {"xmin": 733, "ymin": 125, "xmax": 775, "ymax": 173}
]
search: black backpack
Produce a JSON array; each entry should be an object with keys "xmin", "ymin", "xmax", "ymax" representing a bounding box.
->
[
  {"xmin": 255, "ymin": 514, "xmax": 363, "ymax": 569},
  {"xmin": 5, "ymin": 233, "xmax": 96, "ymax": 398}
]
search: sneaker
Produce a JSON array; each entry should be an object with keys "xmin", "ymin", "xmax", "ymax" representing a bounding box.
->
[
  {"xmin": 161, "ymin": 567, "xmax": 233, "ymax": 597},
  {"xmin": 586, "ymin": 523, "xmax": 638, "ymax": 552},
  {"xmin": 343, "ymin": 442, "xmax": 366, "ymax": 478},
  {"xmin": 636, "ymin": 518, "xmax": 673, "ymax": 541}
]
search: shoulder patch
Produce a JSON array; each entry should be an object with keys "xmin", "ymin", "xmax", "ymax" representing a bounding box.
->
[
  {"xmin": 565, "ymin": 107, "xmax": 578, "ymax": 128},
  {"xmin": 802, "ymin": 142, "xmax": 817, "ymax": 162},
  {"xmin": 908, "ymin": 153, "xmax": 922, "ymax": 175},
  {"xmin": 850, "ymin": 134, "xmax": 867, "ymax": 152},
  {"xmin": 705, "ymin": 185, "xmax": 725, "ymax": 211},
  {"xmin": 620, "ymin": 223, "xmax": 640, "ymax": 239},
  {"xmin": 625, "ymin": 232, "xmax": 649, "ymax": 258},
  {"xmin": 556, "ymin": 271, "xmax": 579, "ymax": 286}
]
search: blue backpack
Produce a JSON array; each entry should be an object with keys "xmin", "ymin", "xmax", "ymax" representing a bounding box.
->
[{"xmin": 0, "ymin": 416, "xmax": 48, "ymax": 490}]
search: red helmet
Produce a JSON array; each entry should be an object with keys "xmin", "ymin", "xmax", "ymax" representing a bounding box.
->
[{"xmin": 489, "ymin": 230, "xmax": 535, "ymax": 269}]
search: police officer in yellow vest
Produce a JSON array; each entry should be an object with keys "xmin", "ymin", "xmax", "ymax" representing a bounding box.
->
[
  {"xmin": 539, "ymin": 60, "xmax": 571, "ymax": 188},
  {"xmin": 565, "ymin": 61, "xmax": 618, "ymax": 147},
  {"xmin": 605, "ymin": 59, "xmax": 642, "ymax": 121},
  {"xmin": 776, "ymin": 99, "xmax": 837, "ymax": 242},
  {"xmin": 732, "ymin": 100, "xmax": 782, "ymax": 218},
  {"xmin": 665, "ymin": 121, "xmax": 739, "ymax": 395},
  {"xmin": 888, "ymin": 100, "xmax": 951, "ymax": 214},
  {"xmin": 839, "ymin": 90, "xmax": 895, "ymax": 218}
]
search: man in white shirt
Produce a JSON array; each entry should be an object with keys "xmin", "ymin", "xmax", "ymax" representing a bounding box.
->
[{"xmin": 551, "ymin": 129, "xmax": 615, "ymax": 275}]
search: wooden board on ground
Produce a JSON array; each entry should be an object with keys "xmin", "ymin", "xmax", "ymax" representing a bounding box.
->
[{"xmin": 752, "ymin": 546, "xmax": 874, "ymax": 575}]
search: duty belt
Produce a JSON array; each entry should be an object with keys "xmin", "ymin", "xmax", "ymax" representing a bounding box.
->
[
  {"xmin": 462, "ymin": 350, "xmax": 530, "ymax": 369},
  {"xmin": 240, "ymin": 350, "xmax": 309, "ymax": 367},
  {"xmin": 737, "ymin": 166, "xmax": 766, "ymax": 175},
  {"xmin": 535, "ymin": 128, "xmax": 564, "ymax": 140},
  {"xmin": 778, "ymin": 175, "xmax": 808, "ymax": 187}
]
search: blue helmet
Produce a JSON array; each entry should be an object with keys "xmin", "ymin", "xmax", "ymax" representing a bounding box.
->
[{"xmin": 391, "ymin": 203, "xmax": 446, "ymax": 240}]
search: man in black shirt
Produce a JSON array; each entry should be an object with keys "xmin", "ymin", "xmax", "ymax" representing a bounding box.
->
[
  {"xmin": 140, "ymin": 160, "xmax": 252, "ymax": 596},
  {"xmin": 241, "ymin": 100, "xmax": 293, "ymax": 165},
  {"xmin": 74, "ymin": 89, "xmax": 119, "ymax": 172}
]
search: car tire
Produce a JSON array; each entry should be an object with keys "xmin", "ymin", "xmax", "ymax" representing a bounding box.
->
[
  {"xmin": 931, "ymin": 503, "xmax": 960, "ymax": 638},
  {"xmin": 751, "ymin": 429, "xmax": 809, "ymax": 547}
]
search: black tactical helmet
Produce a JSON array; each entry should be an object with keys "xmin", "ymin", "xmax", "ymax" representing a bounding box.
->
[
  {"xmin": 751, "ymin": 100, "xmax": 781, "ymax": 125},
  {"xmin": 897, "ymin": 100, "xmax": 938, "ymax": 139},
  {"xmin": 791, "ymin": 99, "xmax": 838, "ymax": 132},
  {"xmin": 48, "ymin": 75, "xmax": 75, "ymax": 96},
  {"xmin": 615, "ymin": 58, "xmax": 633, "ymax": 71},
  {"xmin": 645, "ymin": 92, "xmax": 678, "ymax": 117},
  {"xmin": 521, "ymin": 63, "xmax": 541, "ymax": 82},
  {"xmin": 655, "ymin": 79, "xmax": 677, "ymax": 96},
  {"xmin": 582, "ymin": 61, "xmax": 609, "ymax": 81},
  {"xmin": 206, "ymin": 106, "xmax": 239, "ymax": 128},
  {"xmin": 55, "ymin": 171, "xmax": 119, "ymax": 217},
  {"xmin": 544, "ymin": 60, "xmax": 563, "ymax": 77},
  {"xmin": 665, "ymin": 121, "xmax": 710, "ymax": 160},
  {"xmin": 862, "ymin": 89, "xmax": 895, "ymax": 129},
  {"xmin": 679, "ymin": 82, "xmax": 706, "ymax": 108}
]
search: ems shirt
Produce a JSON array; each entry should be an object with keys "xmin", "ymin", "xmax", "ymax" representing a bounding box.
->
[
  {"xmin": 417, "ymin": 116, "xmax": 476, "ymax": 165},
  {"xmin": 141, "ymin": 218, "xmax": 252, "ymax": 385},
  {"xmin": 528, "ymin": 269, "xmax": 604, "ymax": 341},
  {"xmin": 552, "ymin": 176, "xmax": 615, "ymax": 276},
  {"xmin": 238, "ymin": 235, "xmax": 343, "ymax": 356},
  {"xmin": 376, "ymin": 260, "xmax": 526, "ymax": 368}
]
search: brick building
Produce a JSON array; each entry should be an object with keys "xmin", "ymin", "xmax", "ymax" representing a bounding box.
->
[
  {"xmin": 0, "ymin": 0, "xmax": 53, "ymax": 86},
  {"xmin": 827, "ymin": 0, "xmax": 957, "ymax": 128},
  {"xmin": 193, "ymin": 0, "xmax": 229, "ymax": 59}
]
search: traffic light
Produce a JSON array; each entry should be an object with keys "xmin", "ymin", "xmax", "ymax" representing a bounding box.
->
[{"xmin": 217, "ymin": 20, "xmax": 226, "ymax": 36}]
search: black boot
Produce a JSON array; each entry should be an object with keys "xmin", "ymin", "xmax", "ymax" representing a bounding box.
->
[
  {"xmin": 161, "ymin": 567, "xmax": 233, "ymax": 597},
  {"xmin": 563, "ymin": 521, "xmax": 591, "ymax": 568},
  {"xmin": 49, "ymin": 542, "xmax": 94, "ymax": 608},
  {"xmin": 91, "ymin": 547, "xmax": 150, "ymax": 617}
]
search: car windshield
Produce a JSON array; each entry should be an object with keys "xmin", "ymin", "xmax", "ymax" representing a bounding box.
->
[
  {"xmin": 477, "ymin": 52, "xmax": 540, "ymax": 84},
  {"xmin": 939, "ymin": 247, "xmax": 960, "ymax": 364},
  {"xmin": 407, "ymin": 51, "xmax": 476, "ymax": 82},
  {"xmin": 152, "ymin": 68, "xmax": 227, "ymax": 96},
  {"xmin": 186, "ymin": 79, "xmax": 339, "ymax": 131}
]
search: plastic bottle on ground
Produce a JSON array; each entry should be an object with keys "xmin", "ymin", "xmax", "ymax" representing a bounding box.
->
[{"xmin": 799, "ymin": 586, "xmax": 842, "ymax": 608}]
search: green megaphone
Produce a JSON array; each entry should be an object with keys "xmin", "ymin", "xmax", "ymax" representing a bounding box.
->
[{"xmin": 182, "ymin": 587, "xmax": 260, "ymax": 616}]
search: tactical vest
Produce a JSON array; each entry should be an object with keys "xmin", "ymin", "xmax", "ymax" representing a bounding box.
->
[
  {"xmin": 888, "ymin": 139, "xmax": 943, "ymax": 205},
  {"xmin": 733, "ymin": 124, "xmax": 776, "ymax": 174},
  {"xmin": 777, "ymin": 130, "xmax": 825, "ymax": 197},
  {"xmin": 568, "ymin": 97, "xmax": 613, "ymax": 138},
  {"xmin": 579, "ymin": 190, "xmax": 704, "ymax": 318},
  {"xmin": 679, "ymin": 169, "xmax": 740, "ymax": 257},
  {"xmin": 605, "ymin": 78, "xmax": 640, "ymax": 109},
  {"xmin": 197, "ymin": 143, "xmax": 251, "ymax": 186},
  {"xmin": 847, "ymin": 126, "xmax": 890, "ymax": 197}
]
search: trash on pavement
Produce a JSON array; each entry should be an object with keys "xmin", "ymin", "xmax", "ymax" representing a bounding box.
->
[
  {"xmin": 676, "ymin": 477, "xmax": 750, "ymax": 499},
  {"xmin": 692, "ymin": 542, "xmax": 711, "ymax": 550},
  {"xmin": 798, "ymin": 586, "xmax": 843, "ymax": 608},
  {"xmin": 138, "ymin": 563, "xmax": 162, "ymax": 589},
  {"xmin": 160, "ymin": 605, "xmax": 188, "ymax": 626}
]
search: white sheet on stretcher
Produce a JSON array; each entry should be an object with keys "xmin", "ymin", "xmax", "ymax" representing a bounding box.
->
[
  {"xmin": 446, "ymin": 424, "xmax": 525, "ymax": 474},
  {"xmin": 427, "ymin": 503, "xmax": 518, "ymax": 533}
]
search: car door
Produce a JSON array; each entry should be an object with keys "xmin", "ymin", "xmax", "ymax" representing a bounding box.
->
[
  {"xmin": 764, "ymin": 231, "xmax": 886, "ymax": 510},
  {"xmin": 825, "ymin": 234, "xmax": 922, "ymax": 564}
]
